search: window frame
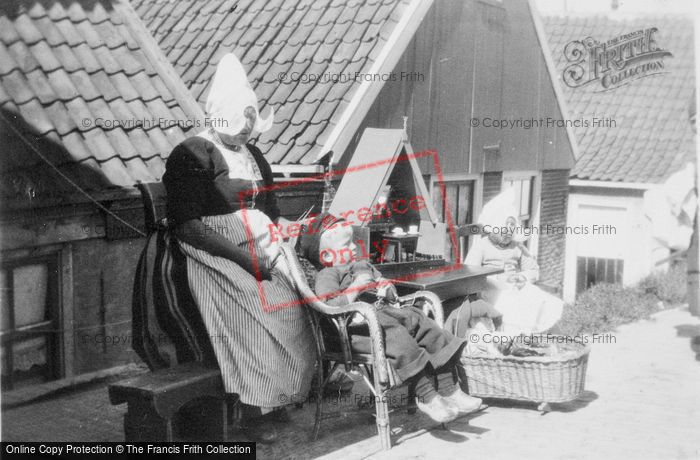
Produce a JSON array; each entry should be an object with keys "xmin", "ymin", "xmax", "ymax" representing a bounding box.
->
[
  {"xmin": 1, "ymin": 244, "xmax": 73, "ymax": 389},
  {"xmin": 429, "ymin": 173, "xmax": 482, "ymax": 260},
  {"xmin": 502, "ymin": 171, "xmax": 541, "ymax": 254}
]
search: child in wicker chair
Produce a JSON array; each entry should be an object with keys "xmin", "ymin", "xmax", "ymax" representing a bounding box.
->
[{"xmin": 299, "ymin": 213, "xmax": 484, "ymax": 423}]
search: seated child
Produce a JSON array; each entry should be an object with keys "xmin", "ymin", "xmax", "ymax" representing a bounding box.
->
[{"xmin": 299, "ymin": 213, "xmax": 483, "ymax": 423}]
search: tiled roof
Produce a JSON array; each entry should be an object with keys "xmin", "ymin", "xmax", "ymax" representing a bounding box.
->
[
  {"xmin": 543, "ymin": 15, "xmax": 695, "ymax": 184},
  {"xmin": 0, "ymin": 0, "xmax": 204, "ymax": 202},
  {"xmin": 133, "ymin": 0, "xmax": 424, "ymax": 166}
]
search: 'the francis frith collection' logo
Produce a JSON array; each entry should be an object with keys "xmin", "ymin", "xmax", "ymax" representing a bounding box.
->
[{"xmin": 562, "ymin": 27, "xmax": 672, "ymax": 91}]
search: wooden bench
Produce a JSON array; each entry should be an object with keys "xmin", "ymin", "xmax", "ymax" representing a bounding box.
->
[
  {"xmin": 107, "ymin": 182, "xmax": 229, "ymax": 441},
  {"xmin": 108, "ymin": 362, "xmax": 228, "ymax": 441}
]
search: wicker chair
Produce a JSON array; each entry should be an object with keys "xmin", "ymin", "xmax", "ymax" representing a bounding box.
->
[{"xmin": 280, "ymin": 244, "xmax": 444, "ymax": 450}]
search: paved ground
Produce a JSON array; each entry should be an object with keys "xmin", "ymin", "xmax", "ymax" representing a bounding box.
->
[{"xmin": 2, "ymin": 306, "xmax": 699, "ymax": 459}]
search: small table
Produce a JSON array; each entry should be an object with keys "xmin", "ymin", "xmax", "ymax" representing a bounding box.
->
[
  {"xmin": 378, "ymin": 260, "xmax": 503, "ymax": 301},
  {"xmin": 381, "ymin": 233, "xmax": 420, "ymax": 262}
]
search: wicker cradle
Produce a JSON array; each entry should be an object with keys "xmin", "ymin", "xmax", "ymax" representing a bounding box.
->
[{"xmin": 460, "ymin": 338, "xmax": 590, "ymax": 411}]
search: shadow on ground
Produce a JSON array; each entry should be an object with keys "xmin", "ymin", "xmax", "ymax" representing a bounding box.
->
[
  {"xmin": 675, "ymin": 324, "xmax": 700, "ymax": 361},
  {"xmin": 252, "ymin": 386, "xmax": 492, "ymax": 457},
  {"xmin": 2, "ymin": 377, "xmax": 499, "ymax": 458},
  {"xmin": 477, "ymin": 391, "xmax": 598, "ymax": 415}
]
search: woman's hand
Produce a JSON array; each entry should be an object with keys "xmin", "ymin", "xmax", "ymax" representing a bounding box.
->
[
  {"xmin": 506, "ymin": 273, "xmax": 527, "ymax": 289},
  {"xmin": 174, "ymin": 219, "xmax": 271, "ymax": 280},
  {"xmin": 247, "ymin": 257, "xmax": 273, "ymax": 281}
]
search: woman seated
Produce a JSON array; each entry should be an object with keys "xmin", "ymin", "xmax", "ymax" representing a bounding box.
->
[
  {"xmin": 162, "ymin": 53, "xmax": 314, "ymax": 443},
  {"xmin": 464, "ymin": 188, "xmax": 563, "ymax": 335}
]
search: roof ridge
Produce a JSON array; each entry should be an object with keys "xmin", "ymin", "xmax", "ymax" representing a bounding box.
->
[
  {"xmin": 112, "ymin": 0, "xmax": 204, "ymax": 122},
  {"xmin": 317, "ymin": 0, "xmax": 431, "ymax": 163}
]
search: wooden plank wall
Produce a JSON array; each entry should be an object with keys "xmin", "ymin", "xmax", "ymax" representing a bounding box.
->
[
  {"xmin": 4, "ymin": 181, "xmax": 324, "ymax": 375},
  {"xmin": 345, "ymin": 0, "xmax": 574, "ymax": 176}
]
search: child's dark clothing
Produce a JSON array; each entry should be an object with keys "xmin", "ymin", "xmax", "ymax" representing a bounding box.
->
[{"xmin": 314, "ymin": 260, "xmax": 465, "ymax": 384}]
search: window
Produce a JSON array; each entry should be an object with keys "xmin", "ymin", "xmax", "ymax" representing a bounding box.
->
[
  {"xmin": 1, "ymin": 256, "xmax": 60, "ymax": 390},
  {"xmin": 503, "ymin": 176, "xmax": 535, "ymax": 227},
  {"xmin": 433, "ymin": 180, "xmax": 475, "ymax": 259},
  {"xmin": 576, "ymin": 257, "xmax": 624, "ymax": 294}
]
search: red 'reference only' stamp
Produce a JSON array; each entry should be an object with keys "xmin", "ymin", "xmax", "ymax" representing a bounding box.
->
[{"xmin": 237, "ymin": 149, "xmax": 461, "ymax": 313}]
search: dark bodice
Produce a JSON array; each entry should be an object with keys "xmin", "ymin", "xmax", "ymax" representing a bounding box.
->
[{"xmin": 162, "ymin": 136, "xmax": 280, "ymax": 227}]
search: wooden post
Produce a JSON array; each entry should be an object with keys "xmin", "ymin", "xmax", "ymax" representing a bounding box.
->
[
  {"xmin": 319, "ymin": 151, "xmax": 335, "ymax": 213},
  {"xmin": 689, "ymin": 224, "xmax": 699, "ymax": 317},
  {"xmin": 691, "ymin": 12, "xmax": 700, "ymax": 317}
]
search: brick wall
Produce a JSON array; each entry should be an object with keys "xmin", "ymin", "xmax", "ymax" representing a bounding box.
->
[{"xmin": 537, "ymin": 169, "xmax": 570, "ymax": 291}]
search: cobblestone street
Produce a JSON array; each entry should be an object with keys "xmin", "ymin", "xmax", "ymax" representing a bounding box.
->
[{"xmin": 3, "ymin": 307, "xmax": 699, "ymax": 459}]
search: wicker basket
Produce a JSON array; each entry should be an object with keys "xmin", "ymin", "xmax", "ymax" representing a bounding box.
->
[{"xmin": 460, "ymin": 339, "xmax": 590, "ymax": 405}]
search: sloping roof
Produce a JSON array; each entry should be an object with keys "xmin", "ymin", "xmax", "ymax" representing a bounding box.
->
[
  {"xmin": 0, "ymin": 0, "xmax": 204, "ymax": 202},
  {"xmin": 133, "ymin": 0, "xmax": 432, "ymax": 167},
  {"xmin": 542, "ymin": 15, "xmax": 695, "ymax": 184}
]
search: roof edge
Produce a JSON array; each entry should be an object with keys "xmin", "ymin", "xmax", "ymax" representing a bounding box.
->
[
  {"xmin": 527, "ymin": 0, "xmax": 581, "ymax": 164},
  {"xmin": 1, "ymin": 185, "xmax": 142, "ymax": 212},
  {"xmin": 270, "ymin": 164, "xmax": 323, "ymax": 175},
  {"xmin": 541, "ymin": 12, "xmax": 694, "ymax": 20},
  {"xmin": 113, "ymin": 0, "xmax": 205, "ymax": 124},
  {"xmin": 570, "ymin": 179, "xmax": 658, "ymax": 190},
  {"xmin": 317, "ymin": 0, "xmax": 434, "ymax": 164}
]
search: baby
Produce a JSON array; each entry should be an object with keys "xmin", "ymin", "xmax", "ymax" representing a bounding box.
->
[{"xmin": 299, "ymin": 213, "xmax": 483, "ymax": 423}]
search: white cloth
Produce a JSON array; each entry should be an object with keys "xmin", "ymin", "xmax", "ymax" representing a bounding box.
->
[
  {"xmin": 482, "ymin": 281, "xmax": 563, "ymax": 335},
  {"xmin": 206, "ymin": 53, "xmax": 274, "ymax": 136},
  {"xmin": 466, "ymin": 235, "xmax": 563, "ymax": 334},
  {"xmin": 478, "ymin": 187, "xmax": 526, "ymax": 242},
  {"xmin": 644, "ymin": 162, "xmax": 696, "ymax": 251}
]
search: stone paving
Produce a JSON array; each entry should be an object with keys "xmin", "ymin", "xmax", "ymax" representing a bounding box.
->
[{"xmin": 2, "ymin": 307, "xmax": 699, "ymax": 459}]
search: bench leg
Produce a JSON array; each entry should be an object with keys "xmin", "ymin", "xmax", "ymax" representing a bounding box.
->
[
  {"xmin": 123, "ymin": 397, "xmax": 227, "ymax": 442},
  {"xmin": 124, "ymin": 406, "xmax": 173, "ymax": 442},
  {"xmin": 195, "ymin": 398, "xmax": 228, "ymax": 441},
  {"xmin": 178, "ymin": 397, "xmax": 228, "ymax": 441}
]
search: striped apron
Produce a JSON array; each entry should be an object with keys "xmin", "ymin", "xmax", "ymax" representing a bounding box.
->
[{"xmin": 179, "ymin": 210, "xmax": 315, "ymax": 408}]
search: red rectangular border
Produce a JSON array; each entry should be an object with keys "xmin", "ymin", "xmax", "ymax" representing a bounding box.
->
[{"xmin": 237, "ymin": 149, "xmax": 462, "ymax": 313}]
